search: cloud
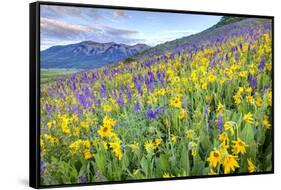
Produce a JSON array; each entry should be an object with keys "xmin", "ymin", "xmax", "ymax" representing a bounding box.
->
[
  {"xmin": 41, "ymin": 5, "xmax": 100, "ymax": 20},
  {"xmin": 40, "ymin": 17, "xmax": 143, "ymax": 50},
  {"xmin": 41, "ymin": 17, "xmax": 94, "ymax": 40},
  {"xmin": 113, "ymin": 10, "xmax": 128, "ymax": 18},
  {"xmin": 102, "ymin": 25, "xmax": 139, "ymax": 37}
]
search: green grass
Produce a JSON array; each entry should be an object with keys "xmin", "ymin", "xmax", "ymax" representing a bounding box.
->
[{"xmin": 40, "ymin": 69, "xmax": 81, "ymax": 84}]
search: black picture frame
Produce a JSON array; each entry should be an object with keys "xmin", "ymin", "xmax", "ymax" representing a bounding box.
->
[{"xmin": 30, "ymin": 1, "xmax": 274, "ymax": 189}]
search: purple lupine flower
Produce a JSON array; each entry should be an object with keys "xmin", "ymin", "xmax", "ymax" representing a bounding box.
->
[
  {"xmin": 264, "ymin": 84, "xmax": 270, "ymax": 92},
  {"xmin": 76, "ymin": 93, "xmax": 88, "ymax": 109},
  {"xmin": 225, "ymin": 53, "xmax": 229, "ymax": 61},
  {"xmin": 217, "ymin": 115, "xmax": 223, "ymax": 133},
  {"xmin": 79, "ymin": 176, "xmax": 87, "ymax": 183},
  {"xmin": 133, "ymin": 76, "xmax": 142, "ymax": 95},
  {"xmin": 258, "ymin": 57, "xmax": 265, "ymax": 70},
  {"xmin": 144, "ymin": 75, "xmax": 152, "ymax": 92},
  {"xmin": 71, "ymin": 104, "xmax": 81, "ymax": 117},
  {"xmin": 156, "ymin": 70, "xmax": 165, "ymax": 86},
  {"xmin": 204, "ymin": 106, "xmax": 209, "ymax": 115},
  {"xmin": 45, "ymin": 104, "xmax": 51, "ymax": 115},
  {"xmin": 146, "ymin": 106, "xmax": 164, "ymax": 120},
  {"xmin": 239, "ymin": 43, "xmax": 243, "ymax": 51},
  {"xmin": 117, "ymin": 95, "xmax": 124, "ymax": 108},
  {"xmin": 181, "ymin": 57, "xmax": 185, "ymax": 65},
  {"xmin": 40, "ymin": 159, "xmax": 47, "ymax": 177},
  {"xmin": 148, "ymin": 70, "xmax": 156, "ymax": 83},
  {"xmin": 99, "ymin": 82, "xmax": 108, "ymax": 98},
  {"xmin": 126, "ymin": 84, "xmax": 132, "ymax": 103},
  {"xmin": 248, "ymin": 73, "xmax": 257, "ymax": 90},
  {"xmin": 134, "ymin": 101, "xmax": 140, "ymax": 112}
]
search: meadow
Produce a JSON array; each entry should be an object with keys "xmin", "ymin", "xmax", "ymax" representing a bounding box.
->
[
  {"xmin": 40, "ymin": 19, "xmax": 272, "ymax": 185},
  {"xmin": 41, "ymin": 69, "xmax": 81, "ymax": 84}
]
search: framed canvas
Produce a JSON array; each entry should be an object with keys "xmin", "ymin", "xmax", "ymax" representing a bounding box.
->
[{"xmin": 29, "ymin": 1, "xmax": 274, "ymax": 188}]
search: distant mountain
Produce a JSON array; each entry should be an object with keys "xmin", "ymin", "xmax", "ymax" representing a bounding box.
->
[{"xmin": 41, "ymin": 41, "xmax": 150, "ymax": 69}]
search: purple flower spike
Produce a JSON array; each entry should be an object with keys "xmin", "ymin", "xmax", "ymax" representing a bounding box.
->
[{"xmin": 217, "ymin": 115, "xmax": 223, "ymax": 133}]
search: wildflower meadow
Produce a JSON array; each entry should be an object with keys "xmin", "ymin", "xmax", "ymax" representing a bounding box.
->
[{"xmin": 40, "ymin": 17, "xmax": 273, "ymax": 185}]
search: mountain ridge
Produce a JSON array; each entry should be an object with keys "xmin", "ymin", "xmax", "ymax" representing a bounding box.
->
[{"xmin": 41, "ymin": 41, "xmax": 150, "ymax": 69}]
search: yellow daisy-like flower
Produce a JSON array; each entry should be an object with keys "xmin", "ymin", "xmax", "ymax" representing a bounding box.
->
[
  {"xmin": 222, "ymin": 154, "xmax": 239, "ymax": 174},
  {"xmin": 219, "ymin": 132, "xmax": 229, "ymax": 144},
  {"xmin": 186, "ymin": 130, "xmax": 195, "ymax": 139},
  {"xmin": 83, "ymin": 149, "xmax": 92, "ymax": 160},
  {"xmin": 80, "ymin": 121, "xmax": 89, "ymax": 131},
  {"xmin": 154, "ymin": 138, "xmax": 161, "ymax": 148},
  {"xmin": 162, "ymin": 173, "xmax": 174, "ymax": 178},
  {"xmin": 255, "ymin": 96, "xmax": 263, "ymax": 107},
  {"xmin": 243, "ymin": 112, "xmax": 254, "ymax": 124},
  {"xmin": 201, "ymin": 81, "xmax": 207, "ymax": 90},
  {"xmin": 207, "ymin": 74, "xmax": 216, "ymax": 83},
  {"xmin": 103, "ymin": 116, "xmax": 117, "ymax": 128},
  {"xmin": 103, "ymin": 103, "xmax": 112, "ymax": 112},
  {"xmin": 178, "ymin": 109, "xmax": 186, "ymax": 120},
  {"xmin": 170, "ymin": 96, "xmax": 182, "ymax": 108},
  {"xmin": 217, "ymin": 101, "xmax": 224, "ymax": 113},
  {"xmin": 144, "ymin": 140, "xmax": 155, "ymax": 152},
  {"xmin": 233, "ymin": 94, "xmax": 242, "ymax": 106},
  {"xmin": 246, "ymin": 95, "xmax": 255, "ymax": 105},
  {"xmin": 97, "ymin": 125, "xmax": 113, "ymax": 138},
  {"xmin": 109, "ymin": 142, "xmax": 123, "ymax": 160},
  {"xmin": 171, "ymin": 134, "xmax": 177, "ymax": 144},
  {"xmin": 207, "ymin": 150, "xmax": 221, "ymax": 168},
  {"xmin": 231, "ymin": 138, "xmax": 248, "ymax": 155},
  {"xmin": 263, "ymin": 116, "xmax": 271, "ymax": 129},
  {"xmin": 130, "ymin": 142, "xmax": 139, "ymax": 153},
  {"xmin": 247, "ymin": 158, "xmax": 256, "ymax": 173}
]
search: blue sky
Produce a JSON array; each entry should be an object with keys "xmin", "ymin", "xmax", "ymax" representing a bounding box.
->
[{"xmin": 40, "ymin": 5, "xmax": 222, "ymax": 50}]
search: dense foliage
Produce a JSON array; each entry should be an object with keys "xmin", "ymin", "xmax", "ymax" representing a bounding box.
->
[{"xmin": 40, "ymin": 18, "xmax": 272, "ymax": 185}]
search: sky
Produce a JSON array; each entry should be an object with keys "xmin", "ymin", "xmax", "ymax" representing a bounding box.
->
[{"xmin": 40, "ymin": 5, "xmax": 222, "ymax": 50}]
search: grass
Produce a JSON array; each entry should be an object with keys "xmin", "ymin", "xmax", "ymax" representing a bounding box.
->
[{"xmin": 40, "ymin": 69, "xmax": 81, "ymax": 84}]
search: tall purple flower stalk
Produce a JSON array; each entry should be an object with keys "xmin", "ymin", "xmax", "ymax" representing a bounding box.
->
[
  {"xmin": 217, "ymin": 115, "xmax": 223, "ymax": 133},
  {"xmin": 146, "ymin": 106, "xmax": 164, "ymax": 120},
  {"xmin": 258, "ymin": 57, "xmax": 265, "ymax": 70},
  {"xmin": 126, "ymin": 84, "xmax": 132, "ymax": 103},
  {"xmin": 79, "ymin": 176, "xmax": 87, "ymax": 183},
  {"xmin": 248, "ymin": 73, "xmax": 257, "ymax": 90},
  {"xmin": 134, "ymin": 101, "xmax": 140, "ymax": 112}
]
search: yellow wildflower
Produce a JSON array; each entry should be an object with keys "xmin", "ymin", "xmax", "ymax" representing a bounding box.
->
[
  {"xmin": 247, "ymin": 158, "xmax": 256, "ymax": 173},
  {"xmin": 255, "ymin": 96, "xmax": 263, "ymax": 107},
  {"xmin": 80, "ymin": 121, "xmax": 89, "ymax": 131},
  {"xmin": 243, "ymin": 112, "xmax": 254, "ymax": 124},
  {"xmin": 219, "ymin": 132, "xmax": 229, "ymax": 144},
  {"xmin": 208, "ymin": 74, "xmax": 216, "ymax": 83},
  {"xmin": 231, "ymin": 138, "xmax": 248, "ymax": 155},
  {"xmin": 171, "ymin": 134, "xmax": 177, "ymax": 144},
  {"xmin": 207, "ymin": 150, "xmax": 221, "ymax": 168},
  {"xmin": 144, "ymin": 140, "xmax": 155, "ymax": 152},
  {"xmin": 170, "ymin": 96, "xmax": 182, "ymax": 108},
  {"xmin": 186, "ymin": 130, "xmax": 195, "ymax": 139},
  {"xmin": 179, "ymin": 109, "xmax": 186, "ymax": 120},
  {"xmin": 163, "ymin": 173, "xmax": 174, "ymax": 178},
  {"xmin": 263, "ymin": 116, "xmax": 271, "ymax": 129},
  {"xmin": 83, "ymin": 149, "xmax": 92, "ymax": 160},
  {"xmin": 130, "ymin": 142, "xmax": 139, "ymax": 153},
  {"xmin": 222, "ymin": 154, "xmax": 239, "ymax": 174},
  {"xmin": 109, "ymin": 141, "xmax": 123, "ymax": 160},
  {"xmin": 97, "ymin": 125, "xmax": 113, "ymax": 138}
]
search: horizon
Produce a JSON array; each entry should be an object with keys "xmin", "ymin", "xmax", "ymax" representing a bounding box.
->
[
  {"xmin": 40, "ymin": 5, "xmax": 221, "ymax": 50},
  {"xmin": 41, "ymin": 40, "xmax": 151, "ymax": 51}
]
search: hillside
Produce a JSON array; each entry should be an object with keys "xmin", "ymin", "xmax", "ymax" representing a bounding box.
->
[{"xmin": 134, "ymin": 16, "xmax": 270, "ymax": 58}]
